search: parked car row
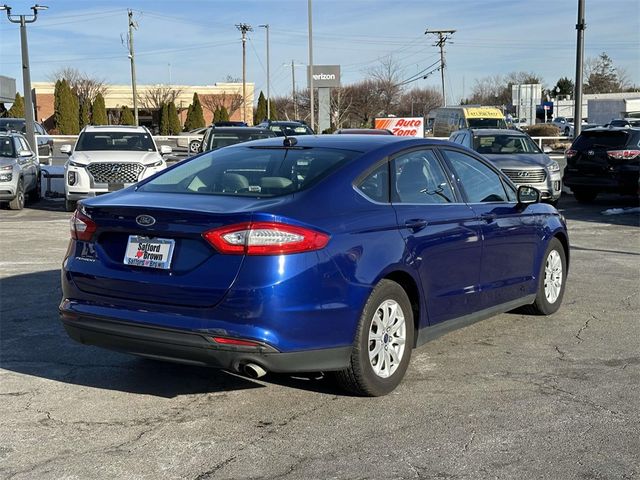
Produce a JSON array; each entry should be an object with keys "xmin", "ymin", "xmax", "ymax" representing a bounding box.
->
[{"xmin": 0, "ymin": 118, "xmax": 54, "ymax": 164}]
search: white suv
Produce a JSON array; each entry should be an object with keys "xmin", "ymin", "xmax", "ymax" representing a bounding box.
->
[{"xmin": 62, "ymin": 126, "xmax": 171, "ymax": 211}]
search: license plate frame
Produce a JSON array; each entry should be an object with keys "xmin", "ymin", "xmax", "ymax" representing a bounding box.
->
[{"xmin": 123, "ymin": 236, "xmax": 175, "ymax": 270}]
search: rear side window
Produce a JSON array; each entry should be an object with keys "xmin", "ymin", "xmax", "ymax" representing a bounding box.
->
[
  {"xmin": 573, "ymin": 131, "xmax": 630, "ymax": 150},
  {"xmin": 442, "ymin": 149, "xmax": 508, "ymax": 203},
  {"xmin": 356, "ymin": 162, "xmax": 389, "ymax": 203},
  {"xmin": 140, "ymin": 146, "xmax": 361, "ymax": 197}
]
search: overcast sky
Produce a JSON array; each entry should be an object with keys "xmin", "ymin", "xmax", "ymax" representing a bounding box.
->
[{"xmin": 1, "ymin": 0, "xmax": 638, "ymax": 104}]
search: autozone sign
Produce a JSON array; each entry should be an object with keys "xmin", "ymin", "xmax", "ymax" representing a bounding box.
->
[{"xmin": 375, "ymin": 117, "xmax": 424, "ymax": 137}]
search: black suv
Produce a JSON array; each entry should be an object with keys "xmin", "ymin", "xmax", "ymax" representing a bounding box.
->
[
  {"xmin": 255, "ymin": 120, "xmax": 314, "ymax": 137},
  {"xmin": 563, "ymin": 127, "xmax": 640, "ymax": 203},
  {"xmin": 199, "ymin": 126, "xmax": 275, "ymax": 153}
]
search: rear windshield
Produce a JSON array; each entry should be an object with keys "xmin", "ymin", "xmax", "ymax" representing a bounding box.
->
[
  {"xmin": 0, "ymin": 119, "xmax": 26, "ymax": 132},
  {"xmin": 474, "ymin": 134, "xmax": 541, "ymax": 154},
  {"xmin": 0, "ymin": 136, "xmax": 16, "ymax": 157},
  {"xmin": 467, "ymin": 118, "xmax": 507, "ymax": 129},
  {"xmin": 139, "ymin": 146, "xmax": 361, "ymax": 197},
  {"xmin": 573, "ymin": 131, "xmax": 631, "ymax": 150},
  {"xmin": 207, "ymin": 132, "xmax": 273, "ymax": 150},
  {"xmin": 76, "ymin": 132, "xmax": 156, "ymax": 152},
  {"xmin": 270, "ymin": 124, "xmax": 313, "ymax": 136}
]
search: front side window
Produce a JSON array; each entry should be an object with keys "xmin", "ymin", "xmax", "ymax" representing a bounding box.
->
[
  {"xmin": 442, "ymin": 149, "xmax": 508, "ymax": 203},
  {"xmin": 0, "ymin": 136, "xmax": 15, "ymax": 157},
  {"xmin": 140, "ymin": 146, "xmax": 361, "ymax": 197},
  {"xmin": 75, "ymin": 132, "xmax": 156, "ymax": 152},
  {"xmin": 392, "ymin": 149, "xmax": 454, "ymax": 204}
]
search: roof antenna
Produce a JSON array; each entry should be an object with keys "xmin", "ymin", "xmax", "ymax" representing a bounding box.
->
[{"xmin": 281, "ymin": 124, "xmax": 297, "ymax": 147}]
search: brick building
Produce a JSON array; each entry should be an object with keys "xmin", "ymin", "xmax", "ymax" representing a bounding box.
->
[{"xmin": 32, "ymin": 81, "xmax": 254, "ymax": 131}]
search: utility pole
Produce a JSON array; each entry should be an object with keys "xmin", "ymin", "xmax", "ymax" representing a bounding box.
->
[
  {"xmin": 236, "ymin": 23, "xmax": 252, "ymax": 124},
  {"xmin": 286, "ymin": 61, "xmax": 305, "ymax": 120},
  {"xmin": 128, "ymin": 9, "xmax": 139, "ymax": 125},
  {"xmin": 1, "ymin": 4, "xmax": 47, "ymax": 156},
  {"xmin": 258, "ymin": 24, "xmax": 270, "ymax": 119},
  {"xmin": 573, "ymin": 0, "xmax": 586, "ymax": 138},
  {"xmin": 425, "ymin": 29, "xmax": 456, "ymax": 107},
  {"xmin": 307, "ymin": 0, "xmax": 315, "ymax": 131}
]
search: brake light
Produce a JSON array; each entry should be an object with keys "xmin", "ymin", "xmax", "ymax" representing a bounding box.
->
[
  {"xmin": 607, "ymin": 149, "xmax": 640, "ymax": 160},
  {"xmin": 565, "ymin": 149, "xmax": 578, "ymax": 159},
  {"xmin": 203, "ymin": 221, "xmax": 330, "ymax": 255},
  {"xmin": 70, "ymin": 210, "xmax": 97, "ymax": 241}
]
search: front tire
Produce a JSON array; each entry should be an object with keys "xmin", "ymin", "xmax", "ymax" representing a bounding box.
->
[
  {"xmin": 189, "ymin": 140, "xmax": 201, "ymax": 153},
  {"xmin": 572, "ymin": 188, "xmax": 598, "ymax": 203},
  {"xmin": 9, "ymin": 179, "xmax": 25, "ymax": 210},
  {"xmin": 65, "ymin": 199, "xmax": 77, "ymax": 212},
  {"xmin": 333, "ymin": 279, "xmax": 414, "ymax": 396},
  {"xmin": 525, "ymin": 237, "xmax": 567, "ymax": 315}
]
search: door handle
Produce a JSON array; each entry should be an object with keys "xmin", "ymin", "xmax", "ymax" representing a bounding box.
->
[
  {"xmin": 481, "ymin": 213, "xmax": 497, "ymax": 223},
  {"xmin": 404, "ymin": 219, "xmax": 428, "ymax": 231}
]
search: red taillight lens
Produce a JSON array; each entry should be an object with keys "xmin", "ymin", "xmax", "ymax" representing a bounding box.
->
[
  {"xmin": 211, "ymin": 337, "xmax": 261, "ymax": 347},
  {"xmin": 565, "ymin": 149, "xmax": 578, "ymax": 159},
  {"xmin": 607, "ymin": 149, "xmax": 640, "ymax": 160},
  {"xmin": 70, "ymin": 210, "xmax": 97, "ymax": 241},
  {"xmin": 203, "ymin": 221, "xmax": 330, "ymax": 255}
]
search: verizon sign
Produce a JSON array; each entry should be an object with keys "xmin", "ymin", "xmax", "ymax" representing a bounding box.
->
[
  {"xmin": 375, "ymin": 117, "xmax": 424, "ymax": 137},
  {"xmin": 307, "ymin": 65, "xmax": 340, "ymax": 88}
]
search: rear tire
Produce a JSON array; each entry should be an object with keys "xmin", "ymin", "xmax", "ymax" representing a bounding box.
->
[
  {"xmin": 524, "ymin": 237, "xmax": 566, "ymax": 315},
  {"xmin": 9, "ymin": 179, "xmax": 25, "ymax": 210},
  {"xmin": 333, "ymin": 279, "xmax": 414, "ymax": 396},
  {"xmin": 572, "ymin": 188, "xmax": 598, "ymax": 203},
  {"xmin": 189, "ymin": 140, "xmax": 201, "ymax": 153},
  {"xmin": 29, "ymin": 172, "xmax": 42, "ymax": 202}
]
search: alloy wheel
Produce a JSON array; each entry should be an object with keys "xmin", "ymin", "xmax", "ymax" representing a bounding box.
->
[
  {"xmin": 544, "ymin": 250, "xmax": 563, "ymax": 304},
  {"xmin": 368, "ymin": 299, "xmax": 406, "ymax": 378}
]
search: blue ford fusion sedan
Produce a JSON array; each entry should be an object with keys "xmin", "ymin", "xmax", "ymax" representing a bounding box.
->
[{"xmin": 60, "ymin": 135, "xmax": 569, "ymax": 396}]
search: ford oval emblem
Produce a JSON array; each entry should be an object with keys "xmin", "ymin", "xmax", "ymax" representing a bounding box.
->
[{"xmin": 136, "ymin": 214, "xmax": 156, "ymax": 227}]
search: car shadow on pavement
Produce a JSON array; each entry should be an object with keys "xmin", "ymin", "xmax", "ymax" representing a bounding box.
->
[
  {"xmin": 558, "ymin": 193, "xmax": 639, "ymax": 228},
  {"xmin": 0, "ymin": 269, "xmax": 348, "ymax": 397}
]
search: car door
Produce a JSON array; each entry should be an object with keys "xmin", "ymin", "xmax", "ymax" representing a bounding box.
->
[
  {"xmin": 440, "ymin": 148, "xmax": 543, "ymax": 308},
  {"xmin": 15, "ymin": 137, "xmax": 35, "ymax": 190},
  {"xmin": 391, "ymin": 147, "xmax": 483, "ymax": 325}
]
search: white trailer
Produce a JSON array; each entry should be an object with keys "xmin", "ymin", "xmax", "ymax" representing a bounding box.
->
[{"xmin": 588, "ymin": 98, "xmax": 640, "ymax": 125}]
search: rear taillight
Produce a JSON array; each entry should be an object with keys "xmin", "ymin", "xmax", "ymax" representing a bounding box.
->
[
  {"xmin": 70, "ymin": 210, "xmax": 97, "ymax": 241},
  {"xmin": 203, "ymin": 221, "xmax": 330, "ymax": 255},
  {"xmin": 565, "ymin": 149, "xmax": 578, "ymax": 159},
  {"xmin": 607, "ymin": 149, "xmax": 640, "ymax": 160}
]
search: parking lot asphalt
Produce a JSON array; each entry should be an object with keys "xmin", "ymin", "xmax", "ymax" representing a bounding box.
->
[{"xmin": 0, "ymin": 194, "xmax": 638, "ymax": 479}]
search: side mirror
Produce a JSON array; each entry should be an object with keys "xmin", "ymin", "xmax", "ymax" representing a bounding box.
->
[
  {"xmin": 160, "ymin": 145, "xmax": 172, "ymax": 154},
  {"xmin": 517, "ymin": 185, "xmax": 540, "ymax": 205},
  {"xmin": 543, "ymin": 145, "xmax": 552, "ymax": 153},
  {"xmin": 60, "ymin": 144, "xmax": 72, "ymax": 155},
  {"xmin": 19, "ymin": 149, "xmax": 34, "ymax": 157}
]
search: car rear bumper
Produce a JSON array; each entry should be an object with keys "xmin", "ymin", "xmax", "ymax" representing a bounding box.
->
[
  {"xmin": 563, "ymin": 167, "xmax": 639, "ymax": 194},
  {"xmin": 60, "ymin": 312, "xmax": 352, "ymax": 373}
]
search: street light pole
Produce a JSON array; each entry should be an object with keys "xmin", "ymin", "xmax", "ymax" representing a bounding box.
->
[
  {"xmin": 127, "ymin": 9, "xmax": 139, "ymax": 126},
  {"xmin": 236, "ymin": 23, "xmax": 253, "ymax": 124},
  {"xmin": 573, "ymin": 0, "xmax": 586, "ymax": 138},
  {"xmin": 1, "ymin": 4, "xmax": 47, "ymax": 156},
  {"xmin": 258, "ymin": 24, "xmax": 270, "ymax": 120},
  {"xmin": 307, "ymin": 0, "xmax": 315, "ymax": 131}
]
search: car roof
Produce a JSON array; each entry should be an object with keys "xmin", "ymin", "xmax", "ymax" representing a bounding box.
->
[
  {"xmin": 233, "ymin": 134, "xmax": 451, "ymax": 153},
  {"xmin": 82, "ymin": 125, "xmax": 149, "ymax": 133}
]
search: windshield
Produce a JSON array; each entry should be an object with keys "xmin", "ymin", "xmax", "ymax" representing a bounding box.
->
[
  {"xmin": 208, "ymin": 132, "xmax": 274, "ymax": 150},
  {"xmin": 0, "ymin": 119, "xmax": 26, "ymax": 133},
  {"xmin": 474, "ymin": 134, "xmax": 541, "ymax": 154},
  {"xmin": 139, "ymin": 146, "xmax": 361, "ymax": 197},
  {"xmin": 467, "ymin": 118, "xmax": 508, "ymax": 129},
  {"xmin": 75, "ymin": 132, "xmax": 156, "ymax": 152},
  {"xmin": 0, "ymin": 137, "xmax": 16, "ymax": 157},
  {"xmin": 269, "ymin": 124, "xmax": 314, "ymax": 136},
  {"xmin": 573, "ymin": 131, "xmax": 630, "ymax": 150}
]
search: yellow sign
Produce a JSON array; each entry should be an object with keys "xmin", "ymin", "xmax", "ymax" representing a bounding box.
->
[{"xmin": 464, "ymin": 107, "xmax": 504, "ymax": 119}]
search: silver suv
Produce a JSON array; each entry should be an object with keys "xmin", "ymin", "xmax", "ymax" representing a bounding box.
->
[
  {"xmin": 62, "ymin": 125, "xmax": 171, "ymax": 211},
  {"xmin": 0, "ymin": 132, "xmax": 40, "ymax": 210},
  {"xmin": 449, "ymin": 128, "xmax": 562, "ymax": 205}
]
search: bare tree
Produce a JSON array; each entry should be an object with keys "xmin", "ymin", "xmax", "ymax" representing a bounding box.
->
[
  {"xmin": 138, "ymin": 85, "xmax": 183, "ymax": 109},
  {"xmin": 200, "ymin": 91, "xmax": 244, "ymax": 117},
  {"xmin": 366, "ymin": 56, "xmax": 403, "ymax": 115},
  {"xmin": 345, "ymin": 79, "xmax": 385, "ymax": 127},
  {"xmin": 330, "ymin": 86, "xmax": 353, "ymax": 129},
  {"xmin": 49, "ymin": 67, "xmax": 108, "ymax": 105},
  {"xmin": 397, "ymin": 87, "xmax": 442, "ymax": 117}
]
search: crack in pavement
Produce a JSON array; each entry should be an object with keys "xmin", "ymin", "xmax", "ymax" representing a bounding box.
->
[
  {"xmin": 575, "ymin": 318, "xmax": 592, "ymax": 343},
  {"xmin": 463, "ymin": 431, "xmax": 476, "ymax": 452},
  {"xmin": 555, "ymin": 345, "xmax": 567, "ymax": 360}
]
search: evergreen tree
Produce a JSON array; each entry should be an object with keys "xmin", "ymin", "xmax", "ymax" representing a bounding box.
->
[
  {"xmin": 92, "ymin": 93, "xmax": 108, "ymax": 125},
  {"xmin": 6, "ymin": 93, "xmax": 25, "ymax": 118},
  {"xmin": 79, "ymin": 100, "xmax": 91, "ymax": 129},
  {"xmin": 120, "ymin": 105, "xmax": 135, "ymax": 125},
  {"xmin": 167, "ymin": 101, "xmax": 181, "ymax": 135},
  {"xmin": 553, "ymin": 77, "xmax": 574, "ymax": 97},
  {"xmin": 159, "ymin": 103, "xmax": 170, "ymax": 135},
  {"xmin": 184, "ymin": 93, "xmax": 205, "ymax": 129},
  {"xmin": 254, "ymin": 91, "xmax": 267, "ymax": 124},
  {"xmin": 584, "ymin": 53, "xmax": 622, "ymax": 94},
  {"xmin": 55, "ymin": 79, "xmax": 79, "ymax": 134},
  {"xmin": 219, "ymin": 106, "xmax": 229, "ymax": 121},
  {"xmin": 212, "ymin": 108, "xmax": 221, "ymax": 124}
]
